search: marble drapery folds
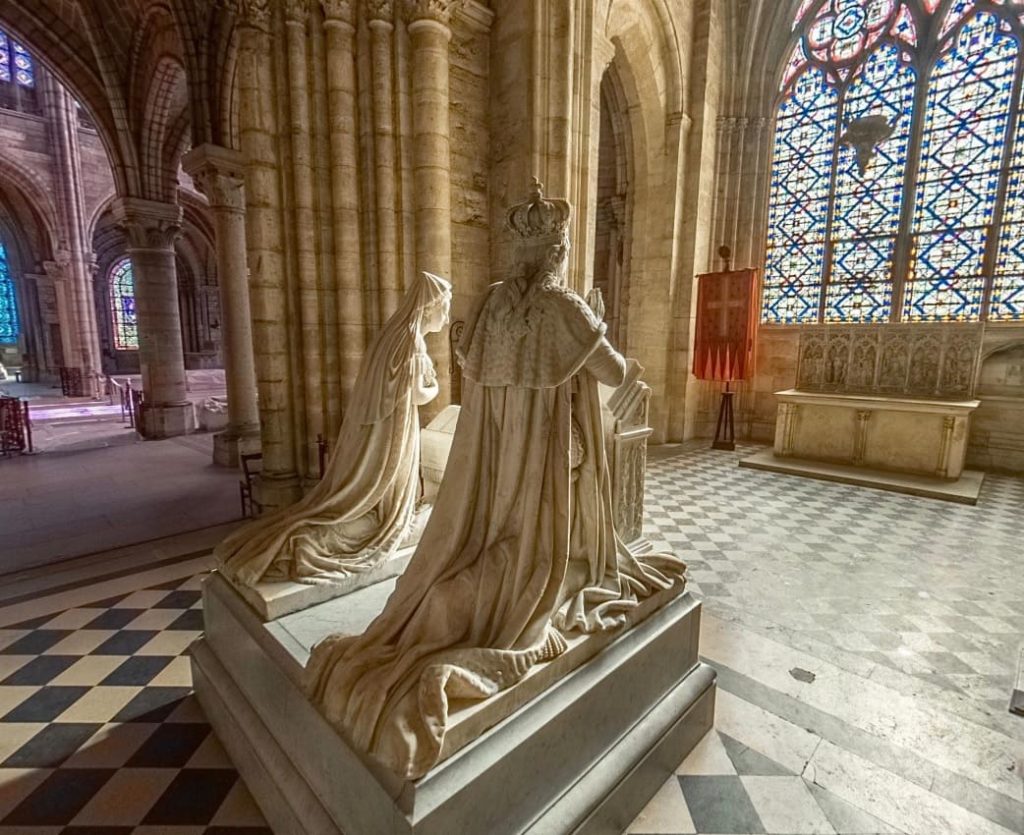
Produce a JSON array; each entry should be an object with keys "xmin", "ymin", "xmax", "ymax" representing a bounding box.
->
[
  {"xmin": 306, "ymin": 189, "xmax": 685, "ymax": 779},
  {"xmin": 215, "ymin": 272, "xmax": 452, "ymax": 587}
]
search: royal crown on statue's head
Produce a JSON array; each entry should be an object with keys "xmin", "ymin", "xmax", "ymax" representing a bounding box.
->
[{"xmin": 506, "ymin": 178, "xmax": 572, "ymax": 245}]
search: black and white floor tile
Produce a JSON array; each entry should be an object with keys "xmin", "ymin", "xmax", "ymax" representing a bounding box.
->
[
  {"xmin": 0, "ymin": 443, "xmax": 1020, "ymax": 834},
  {"xmin": 0, "ymin": 574, "xmax": 269, "ymax": 834}
]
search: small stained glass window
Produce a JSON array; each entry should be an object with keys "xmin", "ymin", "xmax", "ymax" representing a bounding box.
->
[
  {"xmin": 0, "ymin": 31, "xmax": 34, "ymax": 88},
  {"xmin": 0, "ymin": 241, "xmax": 19, "ymax": 344},
  {"xmin": 110, "ymin": 258, "xmax": 139, "ymax": 351}
]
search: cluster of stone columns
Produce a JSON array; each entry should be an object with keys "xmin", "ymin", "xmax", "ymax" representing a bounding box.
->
[
  {"xmin": 39, "ymin": 71, "xmax": 103, "ymax": 396},
  {"xmin": 225, "ymin": 0, "xmax": 463, "ymax": 508}
]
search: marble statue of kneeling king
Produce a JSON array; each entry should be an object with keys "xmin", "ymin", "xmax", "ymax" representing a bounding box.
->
[
  {"xmin": 305, "ymin": 181, "xmax": 686, "ymax": 780},
  {"xmin": 215, "ymin": 270, "xmax": 452, "ymax": 588}
]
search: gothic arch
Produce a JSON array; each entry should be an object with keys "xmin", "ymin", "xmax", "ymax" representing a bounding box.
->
[
  {"xmin": 0, "ymin": 157, "xmax": 59, "ymax": 253},
  {"xmin": 586, "ymin": 0, "xmax": 693, "ymax": 440}
]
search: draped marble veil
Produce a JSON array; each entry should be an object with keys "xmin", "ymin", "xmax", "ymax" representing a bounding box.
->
[
  {"xmin": 216, "ymin": 272, "xmax": 452, "ymax": 588},
  {"xmin": 305, "ymin": 272, "xmax": 685, "ymax": 780}
]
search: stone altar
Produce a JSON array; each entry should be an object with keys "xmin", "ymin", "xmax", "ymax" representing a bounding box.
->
[{"xmin": 744, "ymin": 324, "xmax": 985, "ymax": 502}]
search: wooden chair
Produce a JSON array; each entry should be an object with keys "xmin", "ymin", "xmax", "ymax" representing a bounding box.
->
[{"xmin": 239, "ymin": 452, "xmax": 263, "ymax": 518}]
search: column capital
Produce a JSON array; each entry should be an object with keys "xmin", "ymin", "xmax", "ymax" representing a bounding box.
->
[
  {"xmin": 403, "ymin": 0, "xmax": 460, "ymax": 26},
  {"xmin": 223, "ymin": 0, "xmax": 272, "ymax": 29},
  {"xmin": 365, "ymin": 0, "xmax": 393, "ymax": 22},
  {"xmin": 283, "ymin": 0, "xmax": 311, "ymax": 24},
  {"xmin": 321, "ymin": 0, "xmax": 356, "ymax": 24},
  {"xmin": 182, "ymin": 144, "xmax": 247, "ymax": 213},
  {"xmin": 112, "ymin": 198, "xmax": 183, "ymax": 251},
  {"xmin": 42, "ymin": 260, "xmax": 69, "ymax": 283}
]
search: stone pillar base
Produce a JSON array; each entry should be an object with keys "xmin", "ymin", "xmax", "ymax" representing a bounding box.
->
[
  {"xmin": 141, "ymin": 402, "xmax": 195, "ymax": 439},
  {"xmin": 254, "ymin": 472, "xmax": 302, "ymax": 513},
  {"xmin": 213, "ymin": 429, "xmax": 261, "ymax": 468}
]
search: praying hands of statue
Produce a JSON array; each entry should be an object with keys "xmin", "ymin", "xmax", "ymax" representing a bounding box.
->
[{"xmin": 412, "ymin": 293, "xmax": 450, "ymax": 406}]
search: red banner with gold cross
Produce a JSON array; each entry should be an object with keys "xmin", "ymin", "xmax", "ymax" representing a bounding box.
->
[{"xmin": 692, "ymin": 269, "xmax": 759, "ymax": 382}]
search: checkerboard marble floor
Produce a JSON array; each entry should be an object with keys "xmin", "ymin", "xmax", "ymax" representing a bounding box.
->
[{"xmin": 0, "ymin": 443, "xmax": 1020, "ymax": 834}]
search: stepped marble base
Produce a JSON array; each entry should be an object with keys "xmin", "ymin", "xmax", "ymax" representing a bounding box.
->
[
  {"xmin": 191, "ymin": 572, "xmax": 716, "ymax": 835},
  {"xmin": 740, "ymin": 448, "xmax": 985, "ymax": 505},
  {"xmin": 233, "ymin": 546, "xmax": 416, "ymax": 621}
]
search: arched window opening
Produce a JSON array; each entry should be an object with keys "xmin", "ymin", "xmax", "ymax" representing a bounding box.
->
[
  {"xmin": 109, "ymin": 258, "xmax": 139, "ymax": 351},
  {"xmin": 763, "ymin": 0, "xmax": 1024, "ymax": 325},
  {"xmin": 0, "ymin": 241, "xmax": 18, "ymax": 344},
  {"xmin": 0, "ymin": 30, "xmax": 39, "ymax": 114}
]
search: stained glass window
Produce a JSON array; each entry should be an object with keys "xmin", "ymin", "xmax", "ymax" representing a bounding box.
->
[
  {"xmin": 764, "ymin": 0, "xmax": 1024, "ymax": 325},
  {"xmin": 0, "ymin": 242, "xmax": 18, "ymax": 344},
  {"xmin": 0, "ymin": 31, "xmax": 34, "ymax": 88},
  {"xmin": 826, "ymin": 44, "xmax": 914, "ymax": 322},
  {"xmin": 110, "ymin": 258, "xmax": 139, "ymax": 351},
  {"xmin": 763, "ymin": 70, "xmax": 838, "ymax": 323},
  {"xmin": 991, "ymin": 83, "xmax": 1024, "ymax": 320},
  {"xmin": 904, "ymin": 13, "xmax": 1017, "ymax": 321}
]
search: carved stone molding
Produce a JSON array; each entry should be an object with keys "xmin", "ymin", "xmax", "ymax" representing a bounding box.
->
[
  {"xmin": 42, "ymin": 260, "xmax": 68, "ymax": 283},
  {"xmin": 112, "ymin": 198, "xmax": 183, "ymax": 251},
  {"xmin": 403, "ymin": 0, "xmax": 460, "ymax": 25},
  {"xmin": 321, "ymin": 0, "xmax": 355, "ymax": 23}
]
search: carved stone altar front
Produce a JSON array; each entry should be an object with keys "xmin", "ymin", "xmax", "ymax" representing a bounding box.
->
[
  {"xmin": 754, "ymin": 325, "xmax": 985, "ymax": 497},
  {"xmin": 795, "ymin": 324, "xmax": 983, "ymax": 399}
]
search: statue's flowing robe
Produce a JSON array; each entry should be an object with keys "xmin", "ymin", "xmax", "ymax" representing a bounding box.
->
[
  {"xmin": 305, "ymin": 276, "xmax": 685, "ymax": 779},
  {"xmin": 217, "ymin": 293, "xmax": 433, "ymax": 588}
]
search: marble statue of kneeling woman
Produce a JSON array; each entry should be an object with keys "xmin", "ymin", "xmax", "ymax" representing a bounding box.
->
[{"xmin": 215, "ymin": 271, "xmax": 452, "ymax": 588}]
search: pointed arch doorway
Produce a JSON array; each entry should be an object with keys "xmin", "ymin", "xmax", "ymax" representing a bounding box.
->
[{"xmin": 592, "ymin": 63, "xmax": 634, "ymax": 350}]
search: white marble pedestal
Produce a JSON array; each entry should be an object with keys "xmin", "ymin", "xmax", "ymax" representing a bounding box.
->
[{"xmin": 191, "ymin": 573, "xmax": 715, "ymax": 835}]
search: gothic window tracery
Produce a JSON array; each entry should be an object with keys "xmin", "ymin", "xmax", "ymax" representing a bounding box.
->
[
  {"xmin": 0, "ymin": 242, "xmax": 18, "ymax": 344},
  {"xmin": 764, "ymin": 0, "xmax": 1024, "ymax": 324},
  {"xmin": 109, "ymin": 258, "xmax": 139, "ymax": 351}
]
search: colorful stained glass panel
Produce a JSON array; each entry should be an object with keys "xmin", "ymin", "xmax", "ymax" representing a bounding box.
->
[
  {"xmin": 905, "ymin": 13, "xmax": 1018, "ymax": 321},
  {"xmin": 110, "ymin": 258, "xmax": 139, "ymax": 351},
  {"xmin": 12, "ymin": 42, "xmax": 32, "ymax": 87},
  {"xmin": 763, "ymin": 69, "xmax": 839, "ymax": 323},
  {"xmin": 991, "ymin": 92, "xmax": 1024, "ymax": 320},
  {"xmin": 0, "ymin": 32, "xmax": 10, "ymax": 84},
  {"xmin": 0, "ymin": 242, "xmax": 18, "ymax": 344},
  {"xmin": 825, "ymin": 44, "xmax": 914, "ymax": 321}
]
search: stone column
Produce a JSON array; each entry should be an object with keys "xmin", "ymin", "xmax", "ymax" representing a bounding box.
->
[
  {"xmin": 284, "ymin": 0, "xmax": 325, "ymax": 478},
  {"xmin": 322, "ymin": 0, "xmax": 365, "ymax": 405},
  {"xmin": 40, "ymin": 70, "xmax": 103, "ymax": 396},
  {"xmin": 111, "ymin": 198, "xmax": 193, "ymax": 438},
  {"xmin": 182, "ymin": 144, "xmax": 261, "ymax": 467},
  {"xmin": 405, "ymin": 0, "xmax": 456, "ymax": 416},
  {"xmin": 237, "ymin": 0, "xmax": 301, "ymax": 509},
  {"xmin": 367, "ymin": 0, "xmax": 402, "ymax": 321}
]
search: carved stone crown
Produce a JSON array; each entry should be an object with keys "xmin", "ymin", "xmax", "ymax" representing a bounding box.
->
[{"xmin": 506, "ymin": 178, "xmax": 571, "ymax": 245}]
